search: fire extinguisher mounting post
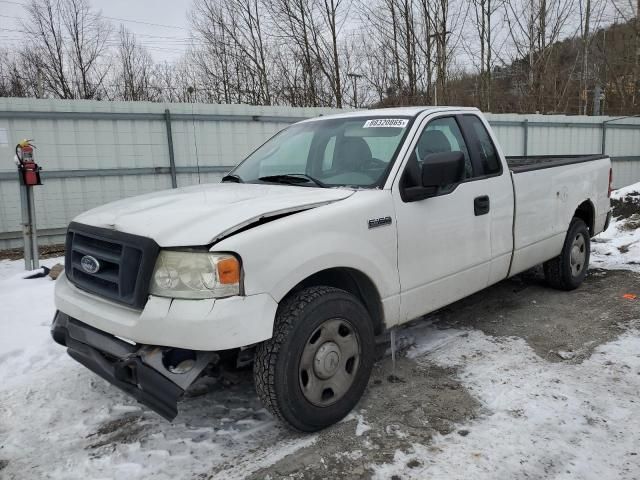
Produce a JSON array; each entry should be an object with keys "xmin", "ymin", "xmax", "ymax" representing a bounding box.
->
[
  {"xmin": 18, "ymin": 171, "xmax": 33, "ymax": 270},
  {"xmin": 15, "ymin": 139, "xmax": 41, "ymax": 271}
]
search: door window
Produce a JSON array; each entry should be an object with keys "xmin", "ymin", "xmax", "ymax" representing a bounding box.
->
[
  {"xmin": 415, "ymin": 117, "xmax": 473, "ymax": 178},
  {"xmin": 402, "ymin": 116, "xmax": 474, "ymax": 192}
]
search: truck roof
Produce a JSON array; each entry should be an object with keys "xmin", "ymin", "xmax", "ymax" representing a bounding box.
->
[{"xmin": 302, "ymin": 106, "xmax": 481, "ymax": 122}]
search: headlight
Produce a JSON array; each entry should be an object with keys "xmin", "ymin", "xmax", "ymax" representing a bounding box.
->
[{"xmin": 150, "ymin": 251, "xmax": 241, "ymax": 299}]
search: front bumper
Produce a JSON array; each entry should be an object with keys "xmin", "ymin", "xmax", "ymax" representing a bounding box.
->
[
  {"xmin": 51, "ymin": 311, "xmax": 215, "ymax": 420},
  {"xmin": 54, "ymin": 272, "xmax": 278, "ymax": 350}
]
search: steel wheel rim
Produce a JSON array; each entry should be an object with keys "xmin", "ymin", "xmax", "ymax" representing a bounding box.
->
[
  {"xmin": 298, "ymin": 318, "xmax": 361, "ymax": 407},
  {"xmin": 570, "ymin": 233, "xmax": 587, "ymax": 277}
]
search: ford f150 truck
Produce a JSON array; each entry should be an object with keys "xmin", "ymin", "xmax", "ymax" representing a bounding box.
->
[{"xmin": 51, "ymin": 107, "xmax": 612, "ymax": 431}]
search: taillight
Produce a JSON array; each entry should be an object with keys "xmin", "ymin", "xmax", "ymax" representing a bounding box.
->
[{"xmin": 608, "ymin": 167, "xmax": 613, "ymax": 198}]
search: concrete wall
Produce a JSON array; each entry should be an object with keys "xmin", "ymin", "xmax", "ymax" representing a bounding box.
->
[{"xmin": 1, "ymin": 98, "xmax": 638, "ymax": 249}]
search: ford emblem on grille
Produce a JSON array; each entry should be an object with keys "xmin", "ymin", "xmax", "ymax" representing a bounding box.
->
[{"xmin": 80, "ymin": 255, "xmax": 101, "ymax": 274}]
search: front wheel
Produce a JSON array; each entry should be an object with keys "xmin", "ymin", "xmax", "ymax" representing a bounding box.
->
[
  {"xmin": 543, "ymin": 217, "xmax": 590, "ymax": 290},
  {"xmin": 253, "ymin": 286, "xmax": 375, "ymax": 432}
]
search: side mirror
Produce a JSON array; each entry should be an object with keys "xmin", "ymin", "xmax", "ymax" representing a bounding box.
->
[
  {"xmin": 421, "ymin": 151, "xmax": 465, "ymax": 189},
  {"xmin": 402, "ymin": 151, "xmax": 465, "ymax": 202}
]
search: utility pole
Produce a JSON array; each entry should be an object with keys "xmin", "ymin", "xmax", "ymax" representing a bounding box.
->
[
  {"xmin": 592, "ymin": 84, "xmax": 602, "ymax": 116},
  {"xmin": 347, "ymin": 73, "xmax": 363, "ymax": 108},
  {"xmin": 637, "ymin": 0, "xmax": 640, "ymax": 106},
  {"xmin": 529, "ymin": 0, "xmax": 535, "ymax": 88},
  {"xmin": 581, "ymin": 0, "xmax": 591, "ymax": 115}
]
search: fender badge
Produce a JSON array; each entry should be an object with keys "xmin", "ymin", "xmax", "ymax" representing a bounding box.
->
[{"xmin": 368, "ymin": 216, "xmax": 392, "ymax": 229}]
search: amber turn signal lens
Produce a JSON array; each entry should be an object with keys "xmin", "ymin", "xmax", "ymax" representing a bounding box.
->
[{"xmin": 217, "ymin": 257, "xmax": 240, "ymax": 284}]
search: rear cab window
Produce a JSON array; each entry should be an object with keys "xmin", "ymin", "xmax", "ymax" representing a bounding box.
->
[{"xmin": 459, "ymin": 115, "xmax": 502, "ymax": 176}]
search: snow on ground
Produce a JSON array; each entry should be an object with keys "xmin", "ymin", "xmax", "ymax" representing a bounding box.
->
[
  {"xmin": 374, "ymin": 325, "xmax": 640, "ymax": 479},
  {"xmin": 611, "ymin": 182, "xmax": 640, "ymax": 200},
  {"xmin": 591, "ymin": 182, "xmax": 640, "ymax": 272},
  {"xmin": 0, "ymin": 258, "xmax": 63, "ymax": 377},
  {"xmin": 0, "ymin": 258, "xmax": 315, "ymax": 479}
]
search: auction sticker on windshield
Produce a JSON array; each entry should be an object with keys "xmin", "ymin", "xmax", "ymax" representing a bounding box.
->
[{"xmin": 363, "ymin": 119, "xmax": 409, "ymax": 128}]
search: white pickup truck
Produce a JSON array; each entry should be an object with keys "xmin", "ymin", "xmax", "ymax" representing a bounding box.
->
[{"xmin": 51, "ymin": 107, "xmax": 612, "ymax": 431}]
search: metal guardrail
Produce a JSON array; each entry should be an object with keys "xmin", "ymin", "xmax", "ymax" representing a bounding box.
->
[
  {"xmin": 0, "ymin": 109, "xmax": 309, "ymax": 123},
  {"xmin": 0, "ymin": 165, "xmax": 233, "ymax": 181},
  {"xmin": 0, "ymin": 111, "xmax": 636, "ymax": 185},
  {"xmin": 0, "ymin": 227, "xmax": 66, "ymax": 241}
]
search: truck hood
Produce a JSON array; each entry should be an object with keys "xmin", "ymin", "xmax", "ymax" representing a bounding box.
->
[{"xmin": 73, "ymin": 183, "xmax": 355, "ymax": 246}]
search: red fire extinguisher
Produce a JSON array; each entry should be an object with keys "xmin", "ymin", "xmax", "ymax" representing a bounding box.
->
[{"xmin": 15, "ymin": 139, "xmax": 42, "ymax": 186}]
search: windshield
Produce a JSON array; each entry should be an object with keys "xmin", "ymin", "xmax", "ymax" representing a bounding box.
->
[{"xmin": 229, "ymin": 116, "xmax": 412, "ymax": 188}]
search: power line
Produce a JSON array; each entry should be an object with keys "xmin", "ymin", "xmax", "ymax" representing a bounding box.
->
[
  {"xmin": 103, "ymin": 15, "xmax": 187, "ymax": 31},
  {"xmin": 0, "ymin": 0, "xmax": 188, "ymax": 31}
]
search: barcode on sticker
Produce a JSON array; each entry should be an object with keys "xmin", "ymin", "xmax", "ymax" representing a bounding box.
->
[{"xmin": 363, "ymin": 118, "xmax": 408, "ymax": 128}]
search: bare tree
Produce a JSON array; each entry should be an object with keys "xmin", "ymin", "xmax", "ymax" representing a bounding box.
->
[
  {"xmin": 416, "ymin": 0, "xmax": 435, "ymax": 102},
  {"xmin": 469, "ymin": 0, "xmax": 503, "ymax": 110},
  {"xmin": 191, "ymin": 0, "xmax": 272, "ymax": 105},
  {"xmin": 610, "ymin": 0, "xmax": 640, "ymax": 107},
  {"xmin": 0, "ymin": 50, "xmax": 29, "ymax": 97},
  {"xmin": 62, "ymin": 0, "xmax": 111, "ymax": 98},
  {"xmin": 20, "ymin": 0, "xmax": 111, "ymax": 99},
  {"xmin": 361, "ymin": 0, "xmax": 421, "ymax": 103},
  {"xmin": 115, "ymin": 26, "xmax": 156, "ymax": 101},
  {"xmin": 504, "ymin": 0, "xmax": 575, "ymax": 112},
  {"xmin": 22, "ymin": 0, "xmax": 73, "ymax": 98},
  {"xmin": 316, "ymin": 0, "xmax": 346, "ymax": 107},
  {"xmin": 270, "ymin": 0, "xmax": 322, "ymax": 106}
]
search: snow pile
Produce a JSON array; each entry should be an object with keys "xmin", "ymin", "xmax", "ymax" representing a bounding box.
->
[
  {"xmin": 374, "ymin": 326, "xmax": 640, "ymax": 480},
  {"xmin": 0, "ymin": 258, "xmax": 314, "ymax": 480},
  {"xmin": 0, "ymin": 258, "xmax": 63, "ymax": 380},
  {"xmin": 612, "ymin": 181, "xmax": 640, "ymax": 202},
  {"xmin": 591, "ymin": 182, "xmax": 640, "ymax": 272}
]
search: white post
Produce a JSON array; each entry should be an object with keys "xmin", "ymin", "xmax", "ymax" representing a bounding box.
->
[{"xmin": 28, "ymin": 187, "xmax": 39, "ymax": 269}]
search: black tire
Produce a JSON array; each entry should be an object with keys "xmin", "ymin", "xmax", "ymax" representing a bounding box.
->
[
  {"xmin": 253, "ymin": 286, "xmax": 375, "ymax": 432},
  {"xmin": 543, "ymin": 217, "xmax": 590, "ymax": 290}
]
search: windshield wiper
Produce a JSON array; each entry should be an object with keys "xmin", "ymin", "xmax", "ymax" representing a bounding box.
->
[
  {"xmin": 258, "ymin": 173, "xmax": 328, "ymax": 188},
  {"xmin": 221, "ymin": 173, "xmax": 243, "ymax": 183}
]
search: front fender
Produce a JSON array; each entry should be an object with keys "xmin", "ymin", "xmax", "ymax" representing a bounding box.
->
[{"xmin": 213, "ymin": 190, "xmax": 401, "ymax": 325}]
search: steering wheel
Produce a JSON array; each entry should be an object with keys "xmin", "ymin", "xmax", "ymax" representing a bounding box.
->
[{"xmin": 363, "ymin": 157, "xmax": 387, "ymax": 169}]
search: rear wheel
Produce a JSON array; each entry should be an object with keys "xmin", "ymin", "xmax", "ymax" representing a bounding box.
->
[
  {"xmin": 253, "ymin": 286, "xmax": 375, "ymax": 432},
  {"xmin": 543, "ymin": 217, "xmax": 590, "ymax": 290}
]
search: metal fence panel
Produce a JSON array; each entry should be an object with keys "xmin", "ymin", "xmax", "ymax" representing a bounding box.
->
[{"xmin": 1, "ymin": 99, "xmax": 639, "ymax": 249}]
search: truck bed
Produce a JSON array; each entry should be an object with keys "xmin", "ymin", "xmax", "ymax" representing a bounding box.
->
[{"xmin": 506, "ymin": 155, "xmax": 607, "ymax": 173}]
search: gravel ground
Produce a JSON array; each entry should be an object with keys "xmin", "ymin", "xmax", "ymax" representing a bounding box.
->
[
  {"xmin": 0, "ymin": 244, "xmax": 64, "ymax": 261},
  {"xmin": 249, "ymin": 267, "xmax": 640, "ymax": 479}
]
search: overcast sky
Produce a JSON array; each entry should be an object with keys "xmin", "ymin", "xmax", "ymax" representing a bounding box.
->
[
  {"xmin": 0, "ymin": 0, "xmax": 192, "ymax": 62},
  {"xmin": 0, "ymin": 0, "xmax": 628, "ymax": 69}
]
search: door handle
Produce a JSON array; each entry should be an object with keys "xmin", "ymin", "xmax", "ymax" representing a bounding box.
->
[{"xmin": 474, "ymin": 195, "xmax": 490, "ymax": 216}]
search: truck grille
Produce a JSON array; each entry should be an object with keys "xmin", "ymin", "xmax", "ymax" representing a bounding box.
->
[{"xmin": 65, "ymin": 222, "xmax": 160, "ymax": 309}]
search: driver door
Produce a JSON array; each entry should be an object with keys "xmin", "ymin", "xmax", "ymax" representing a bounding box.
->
[{"xmin": 393, "ymin": 115, "xmax": 493, "ymax": 323}]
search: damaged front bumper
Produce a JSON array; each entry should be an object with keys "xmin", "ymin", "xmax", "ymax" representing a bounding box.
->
[
  {"xmin": 51, "ymin": 311, "xmax": 215, "ymax": 421},
  {"xmin": 603, "ymin": 209, "xmax": 613, "ymax": 232}
]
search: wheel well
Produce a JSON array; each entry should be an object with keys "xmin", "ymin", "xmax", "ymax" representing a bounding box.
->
[
  {"xmin": 574, "ymin": 200, "xmax": 595, "ymax": 236},
  {"xmin": 289, "ymin": 268, "xmax": 385, "ymax": 335}
]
